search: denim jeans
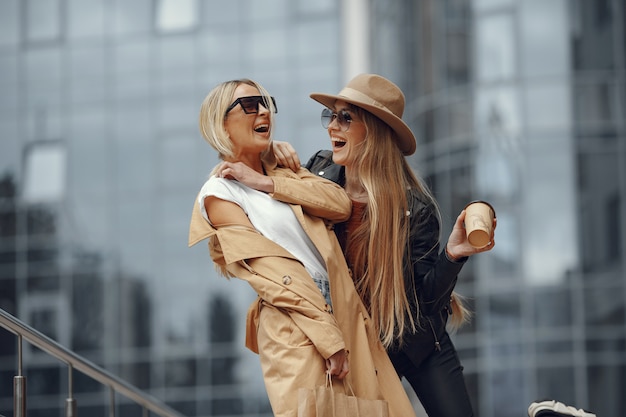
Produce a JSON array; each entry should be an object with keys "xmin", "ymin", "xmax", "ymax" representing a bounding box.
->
[{"xmin": 389, "ymin": 332, "xmax": 475, "ymax": 417}]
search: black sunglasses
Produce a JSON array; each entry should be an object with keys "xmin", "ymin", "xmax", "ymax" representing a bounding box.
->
[
  {"xmin": 321, "ymin": 108, "xmax": 353, "ymax": 131},
  {"xmin": 225, "ymin": 95, "xmax": 277, "ymax": 115}
]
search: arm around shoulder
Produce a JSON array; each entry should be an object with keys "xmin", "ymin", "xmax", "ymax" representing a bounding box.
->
[{"xmin": 271, "ymin": 168, "xmax": 351, "ymax": 222}]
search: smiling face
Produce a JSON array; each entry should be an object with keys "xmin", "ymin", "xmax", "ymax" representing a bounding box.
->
[
  {"xmin": 224, "ymin": 83, "xmax": 273, "ymax": 161},
  {"xmin": 327, "ymin": 100, "xmax": 367, "ymax": 169}
]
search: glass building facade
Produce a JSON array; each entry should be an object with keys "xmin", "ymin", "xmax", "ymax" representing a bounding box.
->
[{"xmin": 0, "ymin": 1, "xmax": 624, "ymax": 417}]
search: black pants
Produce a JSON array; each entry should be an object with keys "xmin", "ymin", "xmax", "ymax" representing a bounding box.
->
[{"xmin": 389, "ymin": 332, "xmax": 474, "ymax": 417}]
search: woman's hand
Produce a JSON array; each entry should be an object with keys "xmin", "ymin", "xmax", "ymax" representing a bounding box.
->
[
  {"xmin": 446, "ymin": 209, "xmax": 497, "ymax": 260},
  {"xmin": 215, "ymin": 161, "xmax": 274, "ymax": 193},
  {"xmin": 326, "ymin": 349, "xmax": 349, "ymax": 380},
  {"xmin": 272, "ymin": 141, "xmax": 301, "ymax": 172}
]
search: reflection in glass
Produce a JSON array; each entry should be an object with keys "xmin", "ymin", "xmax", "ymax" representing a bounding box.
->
[
  {"xmin": 475, "ymin": 86, "xmax": 521, "ymax": 199},
  {"xmin": 476, "ymin": 86, "xmax": 521, "ymax": 139}
]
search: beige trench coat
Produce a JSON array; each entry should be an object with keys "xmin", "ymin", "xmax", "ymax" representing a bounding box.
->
[{"xmin": 188, "ymin": 160, "xmax": 416, "ymax": 417}]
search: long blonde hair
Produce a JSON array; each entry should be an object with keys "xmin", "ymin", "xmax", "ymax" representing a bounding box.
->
[{"xmin": 346, "ymin": 106, "xmax": 470, "ymax": 348}]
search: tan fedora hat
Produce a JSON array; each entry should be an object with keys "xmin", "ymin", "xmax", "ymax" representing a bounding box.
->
[{"xmin": 310, "ymin": 73, "xmax": 416, "ymax": 155}]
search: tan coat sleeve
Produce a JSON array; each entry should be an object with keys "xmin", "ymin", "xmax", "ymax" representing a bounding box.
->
[{"xmin": 269, "ymin": 166, "xmax": 351, "ymax": 222}]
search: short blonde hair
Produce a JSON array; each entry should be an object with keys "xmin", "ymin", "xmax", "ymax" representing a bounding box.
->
[{"xmin": 198, "ymin": 78, "xmax": 276, "ymax": 160}]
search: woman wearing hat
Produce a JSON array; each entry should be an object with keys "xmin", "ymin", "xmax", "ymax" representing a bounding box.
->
[{"xmin": 274, "ymin": 73, "xmax": 496, "ymax": 417}]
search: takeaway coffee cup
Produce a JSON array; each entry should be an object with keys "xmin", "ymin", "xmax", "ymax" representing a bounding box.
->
[{"xmin": 464, "ymin": 201, "xmax": 496, "ymax": 249}]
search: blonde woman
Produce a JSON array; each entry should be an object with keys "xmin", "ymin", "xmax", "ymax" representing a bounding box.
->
[
  {"xmin": 274, "ymin": 74, "xmax": 496, "ymax": 417},
  {"xmin": 189, "ymin": 78, "xmax": 416, "ymax": 417}
]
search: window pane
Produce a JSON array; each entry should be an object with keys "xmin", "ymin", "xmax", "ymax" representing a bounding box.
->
[
  {"xmin": 296, "ymin": 0, "xmax": 334, "ymax": 14},
  {"xmin": 156, "ymin": 0, "xmax": 198, "ymax": 32},
  {"xmin": 473, "ymin": 0, "xmax": 514, "ymax": 12},
  {"xmin": 67, "ymin": 0, "xmax": 105, "ymax": 39},
  {"xmin": 532, "ymin": 287, "xmax": 572, "ymax": 328},
  {"xmin": 524, "ymin": 134, "xmax": 578, "ymax": 285},
  {"xmin": 476, "ymin": 13, "xmax": 515, "ymax": 82},
  {"xmin": 0, "ymin": 0, "xmax": 19, "ymax": 47},
  {"xmin": 574, "ymin": 78, "xmax": 617, "ymax": 133},
  {"xmin": 22, "ymin": 142, "xmax": 67, "ymax": 204},
  {"xmin": 490, "ymin": 369, "xmax": 526, "ymax": 417},
  {"xmin": 112, "ymin": 0, "xmax": 151, "ymax": 36},
  {"xmin": 0, "ymin": 118, "xmax": 19, "ymax": 174},
  {"xmin": 250, "ymin": 0, "xmax": 288, "ymax": 21},
  {"xmin": 26, "ymin": 0, "xmax": 61, "ymax": 42},
  {"xmin": 525, "ymin": 81, "xmax": 570, "ymax": 130},
  {"xmin": 521, "ymin": 0, "xmax": 569, "ymax": 77},
  {"xmin": 488, "ymin": 292, "xmax": 521, "ymax": 332}
]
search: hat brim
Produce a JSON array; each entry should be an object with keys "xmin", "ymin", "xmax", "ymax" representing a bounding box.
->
[{"xmin": 310, "ymin": 92, "xmax": 416, "ymax": 155}]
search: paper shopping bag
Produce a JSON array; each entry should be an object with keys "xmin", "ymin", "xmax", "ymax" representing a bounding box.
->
[{"xmin": 297, "ymin": 374, "xmax": 389, "ymax": 417}]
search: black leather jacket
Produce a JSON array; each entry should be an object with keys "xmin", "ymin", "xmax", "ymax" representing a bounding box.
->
[{"xmin": 305, "ymin": 150, "xmax": 467, "ymax": 367}]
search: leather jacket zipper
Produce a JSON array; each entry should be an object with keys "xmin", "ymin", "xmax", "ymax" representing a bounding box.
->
[{"xmin": 427, "ymin": 317, "xmax": 441, "ymax": 352}]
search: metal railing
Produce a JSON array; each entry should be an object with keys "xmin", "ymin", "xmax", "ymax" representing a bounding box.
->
[{"xmin": 0, "ymin": 308, "xmax": 186, "ymax": 417}]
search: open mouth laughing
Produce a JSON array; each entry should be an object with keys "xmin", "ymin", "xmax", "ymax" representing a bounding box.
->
[{"xmin": 254, "ymin": 124, "xmax": 269, "ymax": 133}]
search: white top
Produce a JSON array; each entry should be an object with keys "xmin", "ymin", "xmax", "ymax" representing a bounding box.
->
[{"xmin": 198, "ymin": 175, "xmax": 332, "ymax": 306}]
